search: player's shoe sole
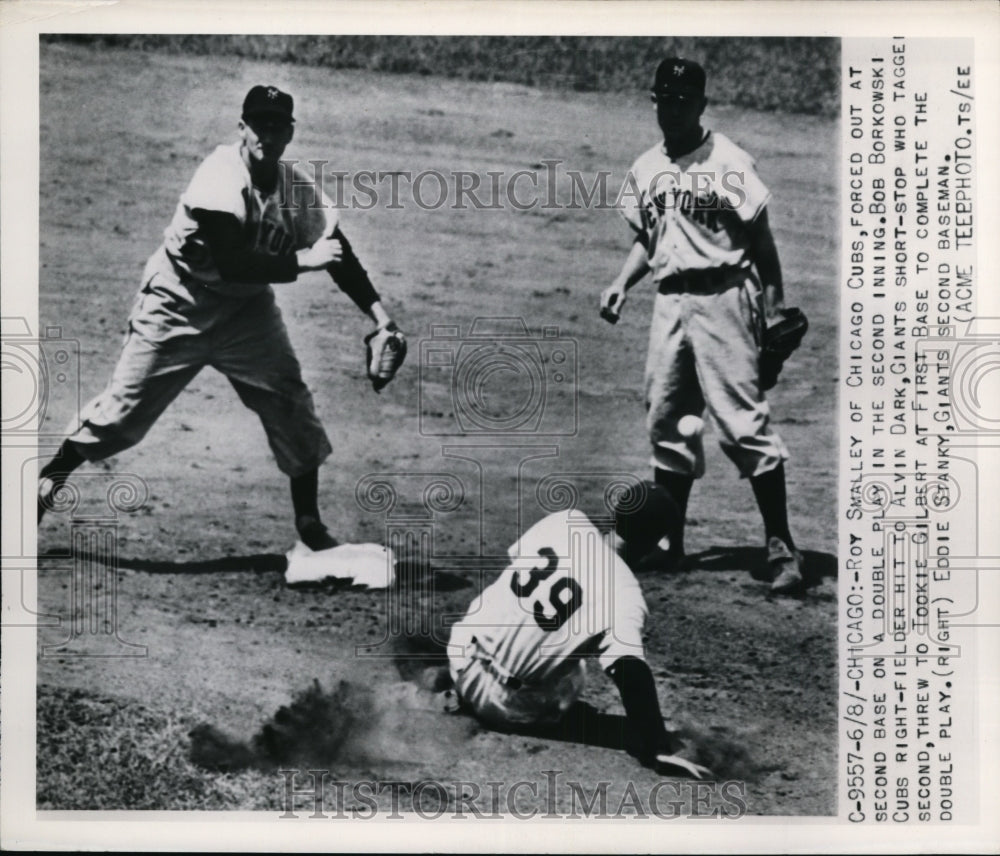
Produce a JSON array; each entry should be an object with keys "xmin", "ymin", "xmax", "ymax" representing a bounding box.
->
[
  {"xmin": 653, "ymin": 752, "xmax": 713, "ymax": 780},
  {"xmin": 766, "ymin": 536, "xmax": 803, "ymax": 595}
]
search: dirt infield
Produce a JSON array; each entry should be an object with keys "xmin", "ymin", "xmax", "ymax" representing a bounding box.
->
[{"xmin": 36, "ymin": 42, "xmax": 839, "ymax": 816}]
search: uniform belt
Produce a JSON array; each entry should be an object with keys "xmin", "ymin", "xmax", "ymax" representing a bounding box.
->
[
  {"xmin": 469, "ymin": 636, "xmax": 523, "ymax": 690},
  {"xmin": 657, "ymin": 265, "xmax": 749, "ymax": 295}
]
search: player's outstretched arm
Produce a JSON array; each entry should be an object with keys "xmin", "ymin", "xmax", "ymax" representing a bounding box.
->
[
  {"xmin": 746, "ymin": 207, "xmax": 785, "ymax": 325},
  {"xmin": 322, "ymin": 227, "xmax": 392, "ymax": 321},
  {"xmin": 605, "ymin": 655, "xmax": 712, "ymax": 780},
  {"xmin": 600, "ymin": 238, "xmax": 650, "ymax": 324},
  {"xmin": 320, "ymin": 226, "xmax": 405, "ymax": 391}
]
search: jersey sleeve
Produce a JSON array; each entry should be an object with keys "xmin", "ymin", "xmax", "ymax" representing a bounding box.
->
[
  {"xmin": 722, "ymin": 147, "xmax": 771, "ymax": 224},
  {"xmin": 595, "ymin": 562, "xmax": 648, "ymax": 671},
  {"xmin": 180, "ymin": 147, "xmax": 248, "ymax": 222}
]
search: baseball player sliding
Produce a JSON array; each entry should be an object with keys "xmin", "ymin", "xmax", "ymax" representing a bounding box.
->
[
  {"xmin": 37, "ymin": 85, "xmax": 405, "ymax": 550},
  {"xmin": 600, "ymin": 58, "xmax": 803, "ymax": 595},
  {"xmin": 444, "ymin": 482, "xmax": 712, "ymax": 779}
]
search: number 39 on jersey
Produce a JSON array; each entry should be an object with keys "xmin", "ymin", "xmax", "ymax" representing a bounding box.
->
[{"xmin": 508, "ymin": 547, "xmax": 584, "ymax": 633}]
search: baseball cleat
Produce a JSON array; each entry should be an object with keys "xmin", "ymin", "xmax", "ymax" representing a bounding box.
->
[
  {"xmin": 295, "ymin": 515, "xmax": 339, "ymax": 552},
  {"xmin": 653, "ymin": 752, "xmax": 713, "ymax": 780},
  {"xmin": 767, "ymin": 536, "xmax": 803, "ymax": 595}
]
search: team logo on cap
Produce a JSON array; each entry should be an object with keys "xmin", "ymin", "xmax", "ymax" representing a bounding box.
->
[
  {"xmin": 266, "ymin": 86, "xmax": 280, "ymax": 99},
  {"xmin": 673, "ymin": 65, "xmax": 686, "ymax": 76}
]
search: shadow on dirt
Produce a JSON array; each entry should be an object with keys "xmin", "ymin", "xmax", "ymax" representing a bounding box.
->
[
  {"xmin": 641, "ymin": 545, "xmax": 837, "ymax": 588},
  {"xmin": 118, "ymin": 554, "xmax": 288, "ymax": 574},
  {"xmin": 394, "ymin": 559, "xmax": 474, "ymax": 593},
  {"xmin": 118, "ymin": 553, "xmax": 288, "ymax": 574},
  {"xmin": 108, "ymin": 554, "xmax": 474, "ymax": 597},
  {"xmin": 516, "ymin": 701, "xmax": 630, "ymax": 752}
]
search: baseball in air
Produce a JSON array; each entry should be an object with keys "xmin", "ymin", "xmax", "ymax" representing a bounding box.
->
[{"xmin": 677, "ymin": 415, "xmax": 704, "ymax": 439}]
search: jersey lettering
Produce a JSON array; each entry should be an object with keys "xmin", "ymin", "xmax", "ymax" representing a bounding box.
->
[
  {"xmin": 510, "ymin": 547, "xmax": 557, "ymax": 597},
  {"xmin": 258, "ymin": 220, "xmax": 295, "ymax": 255},
  {"xmin": 621, "ymin": 132, "xmax": 770, "ymax": 279},
  {"xmin": 644, "ymin": 186, "xmax": 732, "ymax": 236},
  {"xmin": 533, "ymin": 576, "xmax": 584, "ymax": 632},
  {"xmin": 510, "ymin": 547, "xmax": 584, "ymax": 633}
]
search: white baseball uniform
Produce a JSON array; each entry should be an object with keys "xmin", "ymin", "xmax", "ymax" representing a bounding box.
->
[
  {"xmin": 67, "ymin": 143, "xmax": 338, "ymax": 477},
  {"xmin": 447, "ymin": 510, "xmax": 648, "ymax": 728},
  {"xmin": 621, "ymin": 131, "xmax": 788, "ymax": 478}
]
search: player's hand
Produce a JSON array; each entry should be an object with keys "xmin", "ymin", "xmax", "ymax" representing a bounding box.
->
[
  {"xmin": 763, "ymin": 299, "xmax": 787, "ymax": 329},
  {"xmin": 600, "ymin": 282, "xmax": 627, "ymax": 324},
  {"xmin": 297, "ymin": 237, "xmax": 343, "ymax": 272},
  {"xmin": 653, "ymin": 752, "xmax": 714, "ymax": 780}
]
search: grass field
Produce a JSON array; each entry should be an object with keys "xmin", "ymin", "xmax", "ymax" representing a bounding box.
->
[
  {"xmin": 46, "ymin": 34, "xmax": 839, "ymax": 116},
  {"xmin": 36, "ymin": 40, "xmax": 839, "ymax": 816}
]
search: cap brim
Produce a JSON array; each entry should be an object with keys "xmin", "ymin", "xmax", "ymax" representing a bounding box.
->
[
  {"xmin": 652, "ymin": 88, "xmax": 703, "ymax": 98},
  {"xmin": 243, "ymin": 110, "xmax": 294, "ymax": 123}
]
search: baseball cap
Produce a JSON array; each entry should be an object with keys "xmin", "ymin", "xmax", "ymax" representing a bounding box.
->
[
  {"xmin": 242, "ymin": 85, "xmax": 294, "ymax": 123},
  {"xmin": 652, "ymin": 58, "xmax": 706, "ymax": 98},
  {"xmin": 613, "ymin": 481, "xmax": 679, "ymax": 559}
]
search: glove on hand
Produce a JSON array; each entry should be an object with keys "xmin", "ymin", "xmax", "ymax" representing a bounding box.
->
[
  {"xmin": 760, "ymin": 307, "xmax": 808, "ymax": 390},
  {"xmin": 364, "ymin": 321, "xmax": 407, "ymax": 392}
]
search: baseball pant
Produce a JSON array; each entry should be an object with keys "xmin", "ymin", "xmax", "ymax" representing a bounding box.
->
[
  {"xmin": 447, "ymin": 626, "xmax": 587, "ymax": 729},
  {"xmin": 67, "ymin": 273, "xmax": 332, "ymax": 478},
  {"xmin": 644, "ymin": 270, "xmax": 788, "ymax": 479},
  {"xmin": 450, "ymin": 655, "xmax": 587, "ymax": 729}
]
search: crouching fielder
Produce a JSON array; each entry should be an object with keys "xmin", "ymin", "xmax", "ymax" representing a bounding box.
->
[{"xmin": 446, "ymin": 482, "xmax": 711, "ymax": 779}]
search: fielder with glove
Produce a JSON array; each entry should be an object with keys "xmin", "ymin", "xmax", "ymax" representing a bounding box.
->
[
  {"xmin": 599, "ymin": 58, "xmax": 804, "ymax": 595},
  {"xmin": 37, "ymin": 85, "xmax": 405, "ymax": 551}
]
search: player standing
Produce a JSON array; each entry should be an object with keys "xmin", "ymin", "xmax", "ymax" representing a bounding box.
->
[
  {"xmin": 599, "ymin": 58, "xmax": 803, "ymax": 595},
  {"xmin": 444, "ymin": 482, "xmax": 711, "ymax": 779},
  {"xmin": 37, "ymin": 85, "xmax": 402, "ymax": 550}
]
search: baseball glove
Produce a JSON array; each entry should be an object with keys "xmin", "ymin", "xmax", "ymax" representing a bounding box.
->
[
  {"xmin": 759, "ymin": 307, "xmax": 808, "ymax": 390},
  {"xmin": 364, "ymin": 322, "xmax": 407, "ymax": 392}
]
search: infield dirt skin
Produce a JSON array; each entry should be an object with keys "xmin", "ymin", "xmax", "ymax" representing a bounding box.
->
[{"xmin": 36, "ymin": 42, "xmax": 839, "ymax": 816}]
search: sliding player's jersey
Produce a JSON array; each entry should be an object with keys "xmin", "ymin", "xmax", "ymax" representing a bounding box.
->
[{"xmin": 448, "ymin": 510, "xmax": 648, "ymax": 686}]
